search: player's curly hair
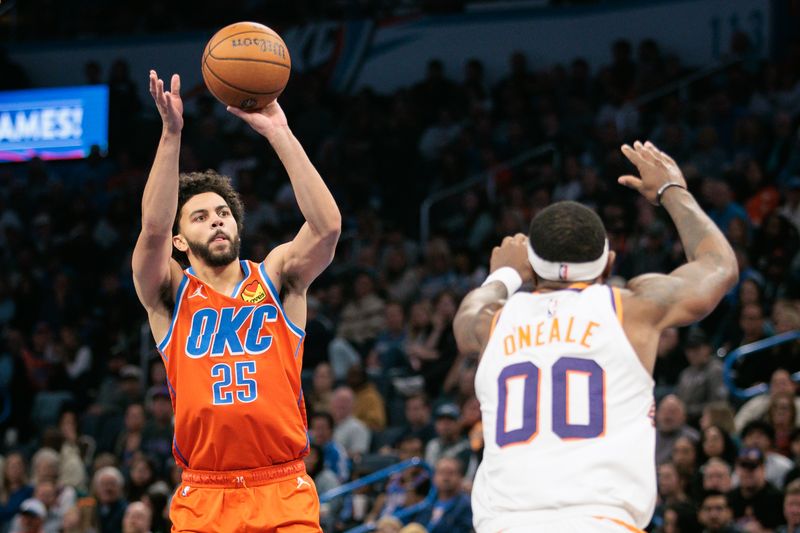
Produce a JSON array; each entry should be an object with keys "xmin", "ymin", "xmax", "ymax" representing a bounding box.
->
[
  {"xmin": 171, "ymin": 171, "xmax": 245, "ymax": 266},
  {"xmin": 173, "ymin": 170, "xmax": 245, "ymax": 236},
  {"xmin": 528, "ymin": 201, "xmax": 606, "ymax": 263}
]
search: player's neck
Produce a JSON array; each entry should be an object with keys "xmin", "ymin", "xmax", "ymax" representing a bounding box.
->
[
  {"xmin": 189, "ymin": 258, "xmax": 244, "ymax": 294},
  {"xmin": 535, "ymin": 278, "xmax": 601, "ymax": 292}
]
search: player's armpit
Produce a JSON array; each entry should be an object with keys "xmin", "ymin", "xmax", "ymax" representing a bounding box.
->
[
  {"xmin": 453, "ymin": 284, "xmax": 506, "ymax": 357},
  {"xmin": 132, "ymin": 231, "xmax": 183, "ymax": 313}
]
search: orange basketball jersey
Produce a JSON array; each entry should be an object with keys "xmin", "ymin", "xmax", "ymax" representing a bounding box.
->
[{"xmin": 157, "ymin": 260, "xmax": 308, "ymax": 471}]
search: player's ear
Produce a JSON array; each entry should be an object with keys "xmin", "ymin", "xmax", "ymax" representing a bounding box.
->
[
  {"xmin": 601, "ymin": 250, "xmax": 617, "ymax": 282},
  {"xmin": 173, "ymin": 234, "xmax": 188, "ymax": 252},
  {"xmin": 531, "ymin": 268, "xmax": 540, "ymax": 289}
]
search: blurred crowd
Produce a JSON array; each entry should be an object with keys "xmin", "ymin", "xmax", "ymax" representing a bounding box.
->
[
  {"xmin": 0, "ymin": 23, "xmax": 799, "ymax": 533},
  {"xmin": 4, "ymin": 0, "xmax": 604, "ymax": 41}
]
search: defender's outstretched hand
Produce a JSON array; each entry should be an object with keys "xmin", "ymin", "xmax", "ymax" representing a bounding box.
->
[
  {"xmin": 227, "ymin": 101, "xmax": 288, "ymax": 140},
  {"xmin": 619, "ymin": 140, "xmax": 687, "ymax": 206},
  {"xmin": 149, "ymin": 70, "xmax": 183, "ymax": 134}
]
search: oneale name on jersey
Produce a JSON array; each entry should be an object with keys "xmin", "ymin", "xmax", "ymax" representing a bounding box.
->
[{"xmin": 500, "ymin": 315, "xmax": 600, "ymax": 356}]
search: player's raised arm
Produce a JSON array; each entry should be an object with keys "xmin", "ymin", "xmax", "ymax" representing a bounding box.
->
[
  {"xmin": 454, "ymin": 234, "xmax": 533, "ymax": 356},
  {"xmin": 132, "ymin": 71, "xmax": 185, "ymax": 313},
  {"xmin": 619, "ymin": 141, "xmax": 738, "ymax": 332},
  {"xmin": 228, "ymin": 103, "xmax": 341, "ymax": 291}
]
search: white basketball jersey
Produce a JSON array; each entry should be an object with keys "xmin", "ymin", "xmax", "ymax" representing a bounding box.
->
[{"xmin": 472, "ymin": 283, "xmax": 655, "ymax": 532}]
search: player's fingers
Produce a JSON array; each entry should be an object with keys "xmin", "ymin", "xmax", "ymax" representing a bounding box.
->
[
  {"xmin": 620, "ymin": 144, "xmax": 645, "ymax": 167},
  {"xmin": 171, "ymin": 74, "xmax": 181, "ymax": 96},
  {"xmin": 643, "ymin": 143, "xmax": 667, "ymax": 168},
  {"xmin": 156, "ymin": 78, "xmax": 165, "ymax": 100},
  {"xmin": 634, "ymin": 140, "xmax": 656, "ymax": 163},
  {"xmin": 618, "ymin": 175, "xmax": 642, "ymax": 190},
  {"xmin": 226, "ymin": 106, "xmax": 246, "ymax": 119},
  {"xmin": 149, "ymin": 71, "xmax": 157, "ymax": 95},
  {"xmin": 648, "ymin": 141, "xmax": 678, "ymax": 167}
]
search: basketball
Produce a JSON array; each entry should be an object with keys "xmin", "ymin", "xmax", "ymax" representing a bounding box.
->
[{"xmin": 201, "ymin": 22, "xmax": 291, "ymax": 110}]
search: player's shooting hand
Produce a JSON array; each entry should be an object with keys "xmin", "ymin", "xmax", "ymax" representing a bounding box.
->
[
  {"xmin": 227, "ymin": 100, "xmax": 289, "ymax": 140},
  {"xmin": 149, "ymin": 70, "xmax": 183, "ymax": 134},
  {"xmin": 489, "ymin": 233, "xmax": 534, "ymax": 283},
  {"xmin": 619, "ymin": 140, "xmax": 687, "ymax": 205}
]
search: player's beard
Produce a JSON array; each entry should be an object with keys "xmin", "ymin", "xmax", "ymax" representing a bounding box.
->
[{"xmin": 186, "ymin": 231, "xmax": 241, "ymax": 267}]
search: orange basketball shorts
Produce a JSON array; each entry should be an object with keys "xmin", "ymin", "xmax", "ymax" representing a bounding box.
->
[{"xmin": 170, "ymin": 459, "xmax": 321, "ymax": 533}]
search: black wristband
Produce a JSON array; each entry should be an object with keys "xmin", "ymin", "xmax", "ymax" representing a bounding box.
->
[{"xmin": 656, "ymin": 182, "xmax": 687, "ymax": 206}]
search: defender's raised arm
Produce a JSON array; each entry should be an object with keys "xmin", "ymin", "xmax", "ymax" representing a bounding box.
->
[{"xmin": 619, "ymin": 141, "xmax": 738, "ymax": 331}]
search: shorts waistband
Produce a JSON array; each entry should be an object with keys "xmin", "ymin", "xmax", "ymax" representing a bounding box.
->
[{"xmin": 181, "ymin": 459, "xmax": 306, "ymax": 488}]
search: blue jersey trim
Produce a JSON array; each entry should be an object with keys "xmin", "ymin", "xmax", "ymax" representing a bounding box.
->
[
  {"xmin": 299, "ymin": 430, "xmax": 310, "ymax": 456},
  {"xmin": 258, "ymin": 262, "xmax": 305, "ymax": 338},
  {"xmin": 608, "ymin": 285, "xmax": 617, "ymax": 315},
  {"xmin": 173, "ymin": 437, "xmax": 189, "ymax": 468},
  {"xmin": 230, "ymin": 260, "xmax": 250, "ymax": 298},
  {"xmin": 156, "ymin": 274, "xmax": 189, "ymax": 353}
]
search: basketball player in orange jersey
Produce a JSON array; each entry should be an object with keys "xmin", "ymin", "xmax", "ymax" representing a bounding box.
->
[
  {"xmin": 454, "ymin": 141, "xmax": 738, "ymax": 533},
  {"xmin": 132, "ymin": 70, "xmax": 340, "ymax": 532}
]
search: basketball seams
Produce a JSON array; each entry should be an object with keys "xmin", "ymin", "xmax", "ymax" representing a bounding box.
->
[
  {"xmin": 206, "ymin": 54, "xmax": 291, "ymax": 69},
  {"xmin": 202, "ymin": 57, "xmax": 285, "ymax": 96}
]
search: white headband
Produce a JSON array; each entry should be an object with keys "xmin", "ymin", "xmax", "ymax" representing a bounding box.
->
[{"xmin": 527, "ymin": 240, "xmax": 609, "ymax": 282}]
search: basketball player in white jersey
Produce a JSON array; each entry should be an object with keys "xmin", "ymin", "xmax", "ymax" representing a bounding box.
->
[{"xmin": 454, "ymin": 141, "xmax": 738, "ymax": 533}]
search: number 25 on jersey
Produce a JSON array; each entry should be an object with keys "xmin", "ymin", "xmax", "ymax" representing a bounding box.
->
[
  {"xmin": 212, "ymin": 360, "xmax": 258, "ymax": 405},
  {"xmin": 496, "ymin": 357, "xmax": 605, "ymax": 447}
]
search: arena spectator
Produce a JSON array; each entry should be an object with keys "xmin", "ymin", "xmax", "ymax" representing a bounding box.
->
[
  {"xmin": 407, "ymin": 457, "xmax": 472, "ymax": 533},
  {"xmin": 777, "ymin": 479, "xmax": 800, "ymax": 533},
  {"xmin": 331, "ymin": 387, "xmax": 371, "ymax": 459},
  {"xmin": 304, "ymin": 444, "xmax": 340, "ymax": 497},
  {"xmin": 653, "ymin": 327, "xmax": 687, "ymax": 399},
  {"xmin": 766, "ymin": 393, "xmax": 797, "ymax": 458},
  {"xmin": 656, "ymin": 395, "xmax": 700, "ymax": 465},
  {"xmin": 92, "ymin": 466, "xmax": 127, "ymax": 533},
  {"xmin": 697, "ymin": 490, "xmax": 738, "ymax": 533},
  {"xmin": 365, "ymin": 436, "xmax": 429, "ymax": 524},
  {"xmin": 121, "ymin": 501, "xmax": 151, "ymax": 533},
  {"xmin": 307, "ymin": 362, "xmax": 335, "ymax": 415},
  {"xmin": 735, "ymin": 369, "xmax": 800, "ymax": 433},
  {"xmin": 703, "ymin": 458, "xmax": 734, "ymax": 493},
  {"xmin": 310, "ymin": 412, "xmax": 350, "ymax": 483},
  {"xmin": 661, "ymin": 501, "xmax": 701, "ymax": 533},
  {"xmin": 0, "ymin": 452, "xmax": 34, "ymax": 528},
  {"xmin": 125, "ymin": 454, "xmax": 156, "ymax": 503},
  {"xmin": 140, "ymin": 387, "xmax": 173, "ymax": 477},
  {"xmin": 656, "ymin": 462, "xmax": 689, "ymax": 521},
  {"xmin": 701, "ymin": 425, "xmax": 739, "ymax": 467},
  {"xmin": 424, "ymin": 403, "xmax": 471, "ymax": 470},
  {"xmin": 728, "ymin": 447, "xmax": 784, "ymax": 530},
  {"xmin": 29, "ymin": 449, "xmax": 76, "ymax": 521},
  {"xmin": 740, "ymin": 421, "xmax": 794, "ymax": 489},
  {"xmin": 674, "ymin": 328, "xmax": 727, "ymax": 425},
  {"xmin": 114, "ymin": 404, "xmax": 146, "ymax": 469},
  {"xmin": 700, "ymin": 402, "xmax": 737, "ymax": 436},
  {"xmin": 346, "ymin": 364, "xmax": 387, "ymax": 432},
  {"xmin": 10, "ymin": 498, "xmax": 46, "ymax": 533}
]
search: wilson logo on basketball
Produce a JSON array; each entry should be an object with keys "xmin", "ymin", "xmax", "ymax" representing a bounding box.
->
[
  {"xmin": 242, "ymin": 280, "xmax": 266, "ymax": 304},
  {"xmin": 231, "ymin": 38, "xmax": 287, "ymax": 59}
]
